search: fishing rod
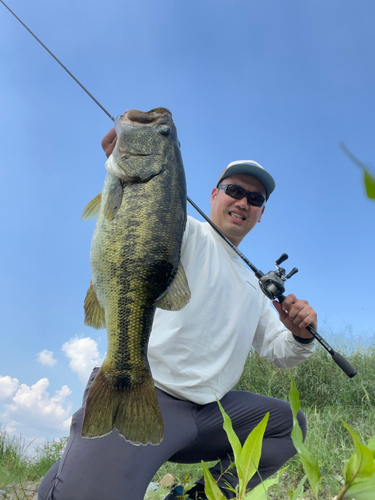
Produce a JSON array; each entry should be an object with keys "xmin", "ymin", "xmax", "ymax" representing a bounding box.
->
[{"xmin": 2, "ymin": 0, "xmax": 357, "ymax": 378}]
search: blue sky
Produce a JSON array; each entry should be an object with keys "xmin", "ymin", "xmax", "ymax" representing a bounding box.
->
[{"xmin": 0, "ymin": 0, "xmax": 374, "ymax": 451}]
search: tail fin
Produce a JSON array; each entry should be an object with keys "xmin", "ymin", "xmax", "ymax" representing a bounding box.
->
[{"xmin": 81, "ymin": 368, "xmax": 164, "ymax": 446}]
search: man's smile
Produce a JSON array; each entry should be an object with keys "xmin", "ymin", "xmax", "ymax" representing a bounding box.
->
[
  {"xmin": 209, "ymin": 173, "xmax": 266, "ymax": 246},
  {"xmin": 228, "ymin": 211, "xmax": 246, "ymax": 221}
]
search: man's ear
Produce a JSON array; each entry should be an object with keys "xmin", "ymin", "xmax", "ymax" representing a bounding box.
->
[
  {"xmin": 209, "ymin": 187, "xmax": 218, "ymax": 206},
  {"xmin": 257, "ymin": 205, "xmax": 266, "ymax": 223}
]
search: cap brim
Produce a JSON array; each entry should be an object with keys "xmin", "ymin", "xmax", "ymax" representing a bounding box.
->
[{"xmin": 217, "ymin": 161, "xmax": 275, "ymax": 200}]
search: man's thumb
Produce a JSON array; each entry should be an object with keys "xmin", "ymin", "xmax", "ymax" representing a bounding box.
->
[{"xmin": 273, "ymin": 300, "xmax": 286, "ymax": 319}]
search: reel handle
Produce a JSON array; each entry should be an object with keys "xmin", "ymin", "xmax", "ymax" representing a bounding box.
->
[{"xmin": 276, "ymin": 253, "xmax": 289, "ymax": 265}]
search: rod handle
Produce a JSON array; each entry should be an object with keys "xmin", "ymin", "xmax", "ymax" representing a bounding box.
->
[
  {"xmin": 332, "ymin": 352, "xmax": 357, "ymax": 378},
  {"xmin": 277, "ymin": 296, "xmax": 357, "ymax": 378}
]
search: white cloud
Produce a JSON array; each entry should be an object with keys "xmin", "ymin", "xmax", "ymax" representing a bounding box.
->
[
  {"xmin": 62, "ymin": 416, "xmax": 72, "ymax": 429},
  {"xmin": 2, "ymin": 378, "xmax": 72, "ymax": 433},
  {"xmin": 62, "ymin": 337, "xmax": 104, "ymax": 384},
  {"xmin": 0, "ymin": 375, "xmax": 19, "ymax": 400},
  {"xmin": 5, "ymin": 420, "xmax": 18, "ymax": 434},
  {"xmin": 37, "ymin": 349, "xmax": 57, "ymax": 366}
]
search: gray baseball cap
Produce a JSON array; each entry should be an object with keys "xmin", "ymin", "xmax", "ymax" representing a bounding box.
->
[{"xmin": 217, "ymin": 160, "xmax": 276, "ymax": 200}]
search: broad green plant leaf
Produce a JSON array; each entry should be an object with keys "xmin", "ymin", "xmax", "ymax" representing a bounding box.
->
[
  {"xmin": 289, "ymin": 376, "xmax": 321, "ymax": 498},
  {"xmin": 217, "ymin": 399, "xmax": 269, "ymax": 498},
  {"xmin": 245, "ymin": 474, "xmax": 280, "ymax": 499},
  {"xmin": 238, "ymin": 413, "xmax": 269, "ymax": 498},
  {"xmin": 201, "ymin": 461, "xmax": 226, "ymax": 500},
  {"xmin": 342, "ymin": 421, "xmax": 375, "ymax": 485},
  {"xmin": 339, "ymin": 142, "xmax": 375, "ymax": 200},
  {"xmin": 216, "ymin": 399, "xmax": 270, "ymax": 498},
  {"xmin": 216, "ymin": 399, "xmax": 242, "ymax": 468},
  {"xmin": 344, "ymin": 475, "xmax": 375, "ymax": 499}
]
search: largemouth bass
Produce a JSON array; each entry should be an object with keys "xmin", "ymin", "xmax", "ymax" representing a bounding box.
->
[{"xmin": 81, "ymin": 108, "xmax": 190, "ymax": 445}]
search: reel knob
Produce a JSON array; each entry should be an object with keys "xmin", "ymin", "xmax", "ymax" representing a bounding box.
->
[{"xmin": 275, "ymin": 253, "xmax": 288, "ymax": 266}]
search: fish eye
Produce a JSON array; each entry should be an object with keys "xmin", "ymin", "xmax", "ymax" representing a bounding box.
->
[{"xmin": 158, "ymin": 125, "xmax": 170, "ymax": 136}]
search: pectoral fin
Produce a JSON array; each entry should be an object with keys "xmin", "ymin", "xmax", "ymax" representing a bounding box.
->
[
  {"xmin": 82, "ymin": 193, "xmax": 102, "ymax": 220},
  {"xmin": 104, "ymin": 176, "xmax": 124, "ymax": 221},
  {"xmin": 84, "ymin": 281, "xmax": 106, "ymax": 329},
  {"xmin": 155, "ymin": 262, "xmax": 191, "ymax": 311}
]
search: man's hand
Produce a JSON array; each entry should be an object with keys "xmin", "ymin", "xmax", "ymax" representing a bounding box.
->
[
  {"xmin": 272, "ymin": 294, "xmax": 317, "ymax": 339},
  {"xmin": 101, "ymin": 127, "xmax": 117, "ymax": 158}
]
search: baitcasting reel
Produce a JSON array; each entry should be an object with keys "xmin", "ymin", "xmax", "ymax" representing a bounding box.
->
[
  {"xmin": 257, "ymin": 253, "xmax": 298, "ymax": 301},
  {"xmin": 256, "ymin": 253, "xmax": 357, "ymax": 378}
]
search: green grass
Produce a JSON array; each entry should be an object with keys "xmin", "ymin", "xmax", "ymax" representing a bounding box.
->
[
  {"xmin": 1, "ymin": 339, "xmax": 374, "ymax": 499},
  {"xmin": 235, "ymin": 343, "xmax": 375, "ymax": 410},
  {"xmin": 149, "ymin": 343, "xmax": 375, "ymax": 499},
  {"xmin": 148, "ymin": 405, "xmax": 375, "ymax": 499},
  {"xmin": 0, "ymin": 432, "xmax": 67, "ymax": 492}
]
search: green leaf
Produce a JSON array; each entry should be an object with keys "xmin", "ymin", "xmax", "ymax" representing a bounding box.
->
[
  {"xmin": 245, "ymin": 474, "xmax": 280, "ymax": 500},
  {"xmin": 288, "ymin": 375, "xmax": 301, "ymax": 417},
  {"xmin": 238, "ymin": 413, "xmax": 270, "ymax": 497},
  {"xmin": 367, "ymin": 436, "xmax": 375, "ymax": 457},
  {"xmin": 245, "ymin": 468, "xmax": 288, "ymax": 500},
  {"xmin": 342, "ymin": 421, "xmax": 375, "ymax": 485},
  {"xmin": 201, "ymin": 461, "xmax": 226, "ymax": 500},
  {"xmin": 298, "ymin": 452, "xmax": 321, "ymax": 499},
  {"xmin": 364, "ymin": 170, "xmax": 375, "ymax": 200},
  {"xmin": 339, "ymin": 142, "xmax": 375, "ymax": 200},
  {"xmin": 289, "ymin": 376, "xmax": 321, "ymax": 498},
  {"xmin": 290, "ymin": 475, "xmax": 307, "ymax": 500},
  {"xmin": 344, "ymin": 475, "xmax": 375, "ymax": 499},
  {"xmin": 216, "ymin": 399, "xmax": 242, "ymax": 472}
]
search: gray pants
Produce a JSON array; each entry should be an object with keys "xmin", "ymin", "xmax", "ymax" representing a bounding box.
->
[{"xmin": 38, "ymin": 367, "xmax": 306, "ymax": 500}]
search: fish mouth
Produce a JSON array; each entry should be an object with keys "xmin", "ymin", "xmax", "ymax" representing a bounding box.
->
[
  {"xmin": 120, "ymin": 151, "xmax": 151, "ymax": 158},
  {"xmin": 113, "ymin": 107, "xmax": 174, "ymax": 166},
  {"xmin": 123, "ymin": 108, "xmax": 172, "ymax": 125},
  {"xmin": 229, "ymin": 211, "xmax": 246, "ymax": 221}
]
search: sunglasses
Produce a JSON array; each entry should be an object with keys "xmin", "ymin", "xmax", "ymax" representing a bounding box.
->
[{"xmin": 217, "ymin": 184, "xmax": 266, "ymax": 207}]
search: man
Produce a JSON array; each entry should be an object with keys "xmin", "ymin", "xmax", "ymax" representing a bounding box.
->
[{"xmin": 38, "ymin": 128, "xmax": 316, "ymax": 500}]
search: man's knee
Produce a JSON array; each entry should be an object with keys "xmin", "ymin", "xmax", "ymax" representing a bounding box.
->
[{"xmin": 38, "ymin": 460, "xmax": 59, "ymax": 499}]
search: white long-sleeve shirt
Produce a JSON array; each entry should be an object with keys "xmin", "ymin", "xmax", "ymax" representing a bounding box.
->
[{"xmin": 148, "ymin": 216, "xmax": 314, "ymax": 404}]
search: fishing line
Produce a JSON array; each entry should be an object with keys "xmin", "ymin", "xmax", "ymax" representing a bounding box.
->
[
  {"xmin": 2, "ymin": 0, "xmax": 357, "ymax": 377},
  {"xmin": 0, "ymin": 0, "xmax": 114, "ymax": 121}
]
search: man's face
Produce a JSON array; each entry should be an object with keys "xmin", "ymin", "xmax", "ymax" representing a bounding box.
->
[{"xmin": 209, "ymin": 174, "xmax": 266, "ymax": 246}]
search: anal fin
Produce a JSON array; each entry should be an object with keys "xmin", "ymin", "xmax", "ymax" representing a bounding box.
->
[{"xmin": 84, "ymin": 281, "xmax": 105, "ymax": 329}]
